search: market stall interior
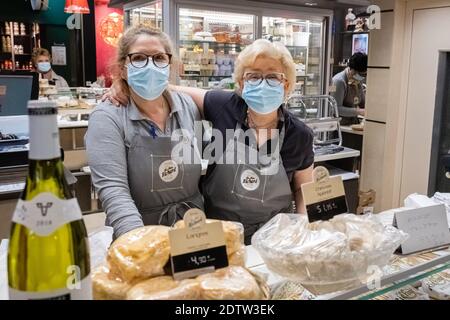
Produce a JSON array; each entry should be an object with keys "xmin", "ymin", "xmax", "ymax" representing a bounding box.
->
[{"xmin": 1, "ymin": 0, "xmax": 450, "ymax": 301}]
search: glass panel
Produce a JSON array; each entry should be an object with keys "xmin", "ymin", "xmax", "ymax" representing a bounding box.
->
[
  {"xmin": 357, "ymin": 262, "xmax": 450, "ymax": 300},
  {"xmin": 178, "ymin": 8, "xmax": 255, "ymax": 89},
  {"xmin": 262, "ymin": 17, "xmax": 324, "ymax": 96},
  {"xmin": 127, "ymin": 1, "xmax": 162, "ymax": 30}
]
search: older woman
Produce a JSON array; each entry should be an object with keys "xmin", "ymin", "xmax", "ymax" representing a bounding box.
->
[
  {"xmin": 86, "ymin": 26, "xmax": 203, "ymax": 239},
  {"xmin": 108, "ymin": 39, "xmax": 314, "ymax": 244}
]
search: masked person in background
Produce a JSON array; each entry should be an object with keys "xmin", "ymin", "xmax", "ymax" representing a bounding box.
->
[
  {"xmin": 331, "ymin": 52, "xmax": 367, "ymax": 125},
  {"xmin": 106, "ymin": 39, "xmax": 314, "ymax": 244},
  {"xmin": 32, "ymin": 48, "xmax": 69, "ymax": 88},
  {"xmin": 85, "ymin": 26, "xmax": 204, "ymax": 239}
]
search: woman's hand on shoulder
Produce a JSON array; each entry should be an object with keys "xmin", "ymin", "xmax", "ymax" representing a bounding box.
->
[
  {"xmin": 170, "ymin": 85, "xmax": 207, "ymax": 116},
  {"xmin": 102, "ymin": 79, "xmax": 130, "ymax": 106}
]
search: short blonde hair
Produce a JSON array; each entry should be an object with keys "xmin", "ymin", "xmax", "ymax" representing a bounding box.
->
[
  {"xmin": 234, "ymin": 39, "xmax": 296, "ymax": 94},
  {"xmin": 32, "ymin": 47, "xmax": 51, "ymax": 65}
]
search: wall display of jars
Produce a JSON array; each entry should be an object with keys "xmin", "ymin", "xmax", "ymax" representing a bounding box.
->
[{"xmin": 0, "ymin": 21, "xmax": 41, "ymax": 71}]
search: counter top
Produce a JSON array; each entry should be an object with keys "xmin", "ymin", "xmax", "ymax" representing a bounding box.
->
[
  {"xmin": 340, "ymin": 125, "xmax": 364, "ymax": 136},
  {"xmin": 314, "ymin": 146, "xmax": 360, "ymax": 162},
  {"xmin": 58, "ymin": 120, "xmax": 89, "ymax": 128}
]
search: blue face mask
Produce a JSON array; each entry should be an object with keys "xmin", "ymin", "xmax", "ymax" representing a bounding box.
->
[
  {"xmin": 127, "ymin": 62, "xmax": 170, "ymax": 100},
  {"xmin": 353, "ymin": 73, "xmax": 365, "ymax": 82},
  {"xmin": 242, "ymin": 80, "xmax": 285, "ymax": 114},
  {"xmin": 37, "ymin": 62, "xmax": 51, "ymax": 73}
]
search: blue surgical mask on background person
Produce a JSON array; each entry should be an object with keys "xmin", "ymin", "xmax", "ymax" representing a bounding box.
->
[
  {"xmin": 127, "ymin": 62, "xmax": 170, "ymax": 100},
  {"xmin": 353, "ymin": 73, "xmax": 365, "ymax": 82},
  {"xmin": 242, "ymin": 80, "xmax": 285, "ymax": 115},
  {"xmin": 37, "ymin": 62, "xmax": 51, "ymax": 73}
]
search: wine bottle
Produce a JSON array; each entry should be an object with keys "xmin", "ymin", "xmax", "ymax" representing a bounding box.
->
[{"xmin": 7, "ymin": 100, "xmax": 92, "ymax": 300}]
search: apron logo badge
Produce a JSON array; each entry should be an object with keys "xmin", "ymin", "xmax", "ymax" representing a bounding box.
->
[
  {"xmin": 159, "ymin": 160, "xmax": 179, "ymax": 183},
  {"xmin": 240, "ymin": 169, "xmax": 260, "ymax": 191}
]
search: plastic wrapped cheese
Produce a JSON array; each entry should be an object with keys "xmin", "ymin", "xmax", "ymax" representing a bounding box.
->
[
  {"xmin": 107, "ymin": 226, "xmax": 171, "ymax": 282},
  {"xmin": 126, "ymin": 276, "xmax": 201, "ymax": 300},
  {"xmin": 92, "ymin": 264, "xmax": 134, "ymax": 300},
  {"xmin": 252, "ymin": 213, "xmax": 408, "ymax": 295},
  {"xmin": 228, "ymin": 246, "xmax": 246, "ymax": 267},
  {"xmin": 174, "ymin": 219, "xmax": 244, "ymax": 255},
  {"xmin": 197, "ymin": 266, "xmax": 264, "ymax": 300}
]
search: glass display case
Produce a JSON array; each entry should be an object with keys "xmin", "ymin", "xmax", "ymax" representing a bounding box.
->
[
  {"xmin": 262, "ymin": 17, "xmax": 324, "ymax": 95},
  {"xmin": 332, "ymin": 250, "xmax": 450, "ymax": 300},
  {"xmin": 178, "ymin": 8, "xmax": 255, "ymax": 89},
  {"xmin": 267, "ymin": 248, "xmax": 450, "ymax": 300},
  {"xmin": 125, "ymin": 1, "xmax": 162, "ymax": 29},
  {"xmin": 124, "ymin": 0, "xmax": 332, "ymax": 94}
]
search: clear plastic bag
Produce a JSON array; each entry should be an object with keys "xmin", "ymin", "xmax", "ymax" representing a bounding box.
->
[
  {"xmin": 126, "ymin": 276, "xmax": 201, "ymax": 300},
  {"xmin": 107, "ymin": 226, "xmax": 171, "ymax": 282},
  {"xmin": 252, "ymin": 214, "xmax": 408, "ymax": 295},
  {"xmin": 197, "ymin": 266, "xmax": 265, "ymax": 300},
  {"xmin": 92, "ymin": 263, "xmax": 135, "ymax": 300}
]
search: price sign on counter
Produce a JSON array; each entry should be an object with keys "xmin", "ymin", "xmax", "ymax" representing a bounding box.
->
[
  {"xmin": 394, "ymin": 204, "xmax": 450, "ymax": 254},
  {"xmin": 301, "ymin": 166, "xmax": 349, "ymax": 222},
  {"xmin": 169, "ymin": 209, "xmax": 228, "ymax": 280}
]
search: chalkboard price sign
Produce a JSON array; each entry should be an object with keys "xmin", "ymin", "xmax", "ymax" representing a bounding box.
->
[
  {"xmin": 169, "ymin": 209, "xmax": 229, "ymax": 280},
  {"xmin": 301, "ymin": 166, "xmax": 349, "ymax": 223}
]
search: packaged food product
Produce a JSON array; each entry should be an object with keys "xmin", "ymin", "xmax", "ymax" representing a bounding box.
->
[
  {"xmin": 92, "ymin": 264, "xmax": 134, "ymax": 300},
  {"xmin": 107, "ymin": 226, "xmax": 171, "ymax": 282},
  {"xmin": 374, "ymin": 286, "xmax": 430, "ymax": 300},
  {"xmin": 252, "ymin": 214, "xmax": 408, "ymax": 295},
  {"xmin": 197, "ymin": 266, "xmax": 265, "ymax": 300},
  {"xmin": 421, "ymin": 271, "xmax": 450, "ymax": 300},
  {"xmin": 126, "ymin": 276, "xmax": 201, "ymax": 300},
  {"xmin": 174, "ymin": 219, "xmax": 244, "ymax": 256},
  {"xmin": 228, "ymin": 246, "xmax": 246, "ymax": 267},
  {"xmin": 271, "ymin": 281, "xmax": 316, "ymax": 300}
]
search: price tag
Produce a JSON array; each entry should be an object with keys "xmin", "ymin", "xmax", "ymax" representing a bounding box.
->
[
  {"xmin": 169, "ymin": 209, "xmax": 228, "ymax": 280},
  {"xmin": 301, "ymin": 166, "xmax": 349, "ymax": 222},
  {"xmin": 394, "ymin": 204, "xmax": 450, "ymax": 254}
]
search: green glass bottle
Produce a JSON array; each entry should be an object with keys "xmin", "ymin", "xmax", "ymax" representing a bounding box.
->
[{"xmin": 7, "ymin": 100, "xmax": 91, "ymax": 300}]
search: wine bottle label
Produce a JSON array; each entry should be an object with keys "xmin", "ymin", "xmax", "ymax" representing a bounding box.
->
[
  {"xmin": 9, "ymin": 275, "xmax": 92, "ymax": 300},
  {"xmin": 12, "ymin": 192, "xmax": 83, "ymax": 236}
]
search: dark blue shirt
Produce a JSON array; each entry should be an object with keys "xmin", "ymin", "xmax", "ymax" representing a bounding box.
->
[{"xmin": 204, "ymin": 90, "xmax": 314, "ymax": 181}]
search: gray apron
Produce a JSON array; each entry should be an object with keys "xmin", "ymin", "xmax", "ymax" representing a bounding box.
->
[
  {"xmin": 341, "ymin": 76, "xmax": 365, "ymax": 126},
  {"xmin": 203, "ymin": 120, "xmax": 292, "ymax": 244},
  {"xmin": 127, "ymin": 111, "xmax": 203, "ymax": 226}
]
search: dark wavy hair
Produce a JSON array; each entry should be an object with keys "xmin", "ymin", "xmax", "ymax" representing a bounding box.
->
[{"xmin": 349, "ymin": 52, "xmax": 368, "ymax": 73}]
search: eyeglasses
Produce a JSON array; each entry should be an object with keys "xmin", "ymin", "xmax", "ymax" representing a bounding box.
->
[
  {"xmin": 243, "ymin": 72, "xmax": 286, "ymax": 87},
  {"xmin": 127, "ymin": 52, "xmax": 172, "ymax": 69}
]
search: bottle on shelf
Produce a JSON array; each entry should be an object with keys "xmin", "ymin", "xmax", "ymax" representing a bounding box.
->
[
  {"xmin": 7, "ymin": 36, "xmax": 11, "ymax": 52},
  {"xmin": 15, "ymin": 61, "xmax": 19, "ymax": 69},
  {"xmin": 20, "ymin": 23, "xmax": 26, "ymax": 36},
  {"xmin": 7, "ymin": 100, "xmax": 92, "ymax": 300},
  {"xmin": 13, "ymin": 22, "xmax": 19, "ymax": 36},
  {"xmin": 5, "ymin": 22, "xmax": 10, "ymax": 35}
]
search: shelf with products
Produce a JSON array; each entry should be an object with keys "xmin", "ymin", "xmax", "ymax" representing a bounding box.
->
[
  {"xmin": 178, "ymin": 7, "xmax": 255, "ymax": 88},
  {"xmin": 0, "ymin": 21, "xmax": 40, "ymax": 71},
  {"xmin": 261, "ymin": 16, "xmax": 324, "ymax": 95},
  {"xmin": 181, "ymin": 74, "xmax": 232, "ymax": 78},
  {"xmin": 180, "ymin": 40, "xmax": 248, "ymax": 50}
]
